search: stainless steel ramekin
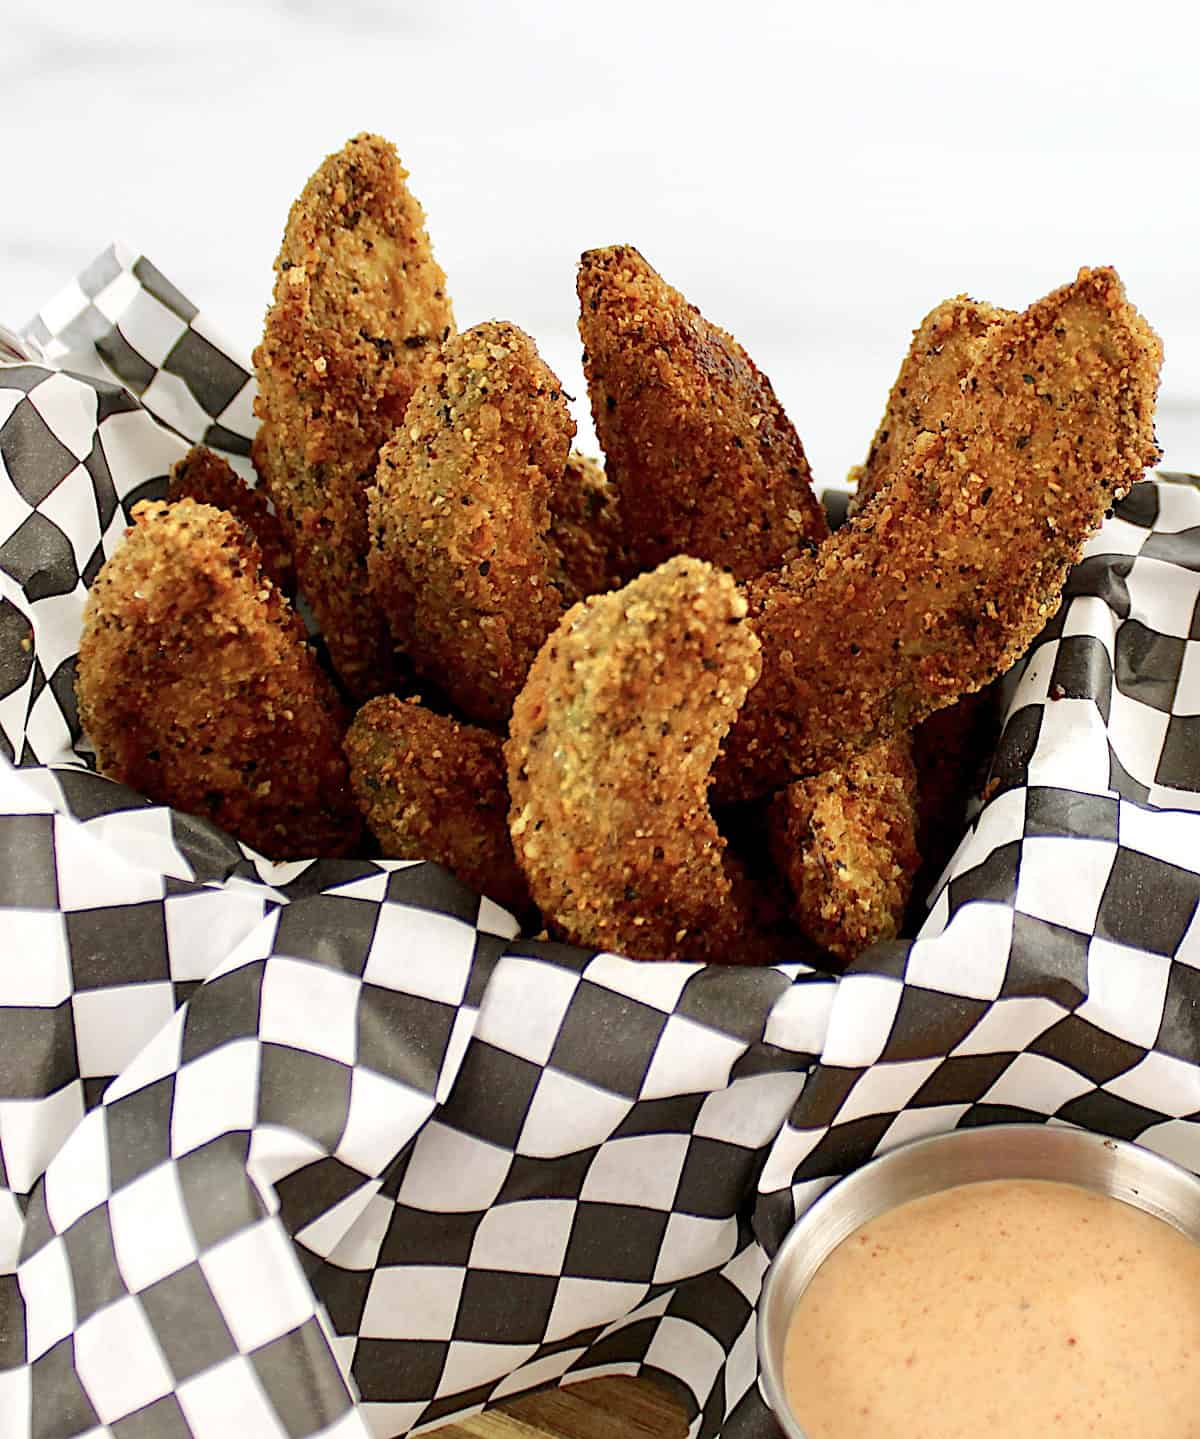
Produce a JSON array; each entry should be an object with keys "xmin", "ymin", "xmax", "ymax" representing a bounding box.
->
[{"xmin": 757, "ymin": 1124, "xmax": 1200, "ymax": 1439}]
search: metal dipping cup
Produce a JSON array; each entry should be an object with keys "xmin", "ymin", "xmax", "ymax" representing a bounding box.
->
[{"xmin": 756, "ymin": 1124, "xmax": 1200, "ymax": 1439}]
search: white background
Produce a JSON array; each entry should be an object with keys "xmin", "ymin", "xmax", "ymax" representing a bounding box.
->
[{"xmin": 5, "ymin": 0, "xmax": 1199, "ymax": 480}]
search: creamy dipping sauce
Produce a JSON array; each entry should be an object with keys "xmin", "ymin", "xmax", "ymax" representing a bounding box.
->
[{"xmin": 783, "ymin": 1178, "xmax": 1200, "ymax": 1438}]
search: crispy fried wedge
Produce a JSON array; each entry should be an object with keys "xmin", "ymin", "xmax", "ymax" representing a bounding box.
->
[
  {"xmin": 549, "ymin": 451, "xmax": 627, "ymax": 605},
  {"xmin": 507, "ymin": 555, "xmax": 784, "ymax": 963},
  {"xmin": 369, "ymin": 321, "xmax": 574, "ymax": 728},
  {"xmin": 578, "ymin": 245, "xmax": 828, "ymax": 581},
  {"xmin": 784, "ymin": 296, "xmax": 1007, "ymax": 949},
  {"xmin": 795, "ymin": 297, "xmax": 1008, "ymax": 946},
  {"xmin": 77, "ymin": 500, "xmax": 360, "ymax": 859},
  {"xmin": 253, "ymin": 133, "xmax": 453, "ymax": 699},
  {"xmin": 849, "ymin": 296, "xmax": 1012, "ymax": 513},
  {"xmin": 769, "ymin": 736, "xmax": 920, "ymax": 966},
  {"xmin": 346, "ymin": 695, "xmax": 532, "ymax": 918},
  {"xmin": 716, "ymin": 266, "xmax": 1162, "ymax": 799},
  {"xmin": 168, "ymin": 445, "xmax": 295, "ymax": 593}
]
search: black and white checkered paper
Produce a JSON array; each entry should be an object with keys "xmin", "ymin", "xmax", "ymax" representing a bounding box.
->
[{"xmin": 1, "ymin": 251, "xmax": 1198, "ymax": 1439}]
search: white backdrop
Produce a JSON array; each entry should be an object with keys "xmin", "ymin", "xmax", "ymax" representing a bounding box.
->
[{"xmin": 6, "ymin": 0, "xmax": 1199, "ymax": 479}]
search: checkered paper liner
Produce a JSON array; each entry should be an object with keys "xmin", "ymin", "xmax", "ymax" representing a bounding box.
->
[{"xmin": 1, "ymin": 251, "xmax": 1199, "ymax": 1439}]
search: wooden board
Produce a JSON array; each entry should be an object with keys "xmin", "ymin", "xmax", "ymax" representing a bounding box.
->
[{"xmin": 429, "ymin": 1376, "xmax": 688, "ymax": 1439}]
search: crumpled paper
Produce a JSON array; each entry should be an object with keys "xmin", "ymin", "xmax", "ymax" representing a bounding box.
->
[{"xmin": 1, "ymin": 247, "xmax": 1198, "ymax": 1439}]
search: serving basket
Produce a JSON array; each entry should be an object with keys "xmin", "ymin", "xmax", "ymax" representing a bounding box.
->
[{"xmin": 1, "ymin": 245, "xmax": 1198, "ymax": 1439}]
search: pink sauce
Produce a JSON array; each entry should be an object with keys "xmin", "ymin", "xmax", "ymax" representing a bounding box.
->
[{"xmin": 783, "ymin": 1178, "xmax": 1200, "ymax": 1438}]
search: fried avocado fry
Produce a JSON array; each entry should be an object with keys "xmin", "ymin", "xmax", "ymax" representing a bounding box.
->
[
  {"xmin": 76, "ymin": 500, "xmax": 360, "ymax": 859},
  {"xmin": 253, "ymin": 133, "xmax": 453, "ymax": 699},
  {"xmin": 369, "ymin": 322, "xmax": 575, "ymax": 728},
  {"xmin": 769, "ymin": 736, "xmax": 920, "ymax": 966},
  {"xmin": 578, "ymin": 245, "xmax": 828, "ymax": 581},
  {"xmin": 168, "ymin": 445, "xmax": 295, "ymax": 593},
  {"xmin": 716, "ymin": 267, "xmax": 1162, "ymax": 800},
  {"xmin": 346, "ymin": 695, "xmax": 532, "ymax": 918},
  {"xmin": 799, "ymin": 298, "xmax": 1006, "ymax": 944},
  {"xmin": 549, "ymin": 451, "xmax": 627, "ymax": 605},
  {"xmin": 798, "ymin": 298, "xmax": 1004, "ymax": 944},
  {"xmin": 849, "ymin": 297, "xmax": 1011, "ymax": 514},
  {"xmin": 507, "ymin": 556, "xmax": 780, "ymax": 963}
]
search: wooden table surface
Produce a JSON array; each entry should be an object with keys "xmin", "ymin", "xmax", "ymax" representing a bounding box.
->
[{"xmin": 432, "ymin": 1376, "xmax": 687, "ymax": 1439}]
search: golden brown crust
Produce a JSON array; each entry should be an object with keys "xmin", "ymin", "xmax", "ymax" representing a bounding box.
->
[
  {"xmin": 506, "ymin": 555, "xmax": 782, "ymax": 963},
  {"xmin": 252, "ymin": 132, "xmax": 453, "ymax": 700},
  {"xmin": 168, "ymin": 445, "xmax": 295, "ymax": 594},
  {"xmin": 578, "ymin": 245, "xmax": 828, "ymax": 581},
  {"xmin": 76, "ymin": 500, "xmax": 360, "ymax": 859},
  {"xmin": 716, "ymin": 266, "xmax": 1162, "ymax": 799},
  {"xmin": 769, "ymin": 736, "xmax": 920, "ymax": 965},
  {"xmin": 549, "ymin": 452, "xmax": 627, "ymax": 605},
  {"xmin": 346, "ymin": 695, "xmax": 532, "ymax": 917},
  {"xmin": 850, "ymin": 296, "xmax": 1012, "ymax": 514},
  {"xmin": 368, "ymin": 321, "xmax": 574, "ymax": 728}
]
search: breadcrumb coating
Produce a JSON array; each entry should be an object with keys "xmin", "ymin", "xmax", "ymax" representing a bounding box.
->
[
  {"xmin": 346, "ymin": 695, "xmax": 532, "ymax": 917},
  {"xmin": 716, "ymin": 266, "xmax": 1162, "ymax": 799},
  {"xmin": 167, "ymin": 445, "xmax": 295, "ymax": 593},
  {"xmin": 849, "ymin": 297, "xmax": 1011, "ymax": 513},
  {"xmin": 76, "ymin": 500, "xmax": 360, "ymax": 859},
  {"xmin": 507, "ymin": 555, "xmax": 781, "ymax": 963},
  {"xmin": 253, "ymin": 133, "xmax": 453, "ymax": 699},
  {"xmin": 549, "ymin": 451, "xmax": 627, "ymax": 605},
  {"xmin": 369, "ymin": 321, "xmax": 574, "ymax": 728},
  {"xmin": 578, "ymin": 245, "xmax": 828, "ymax": 581},
  {"xmin": 770, "ymin": 736, "xmax": 919, "ymax": 965}
]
